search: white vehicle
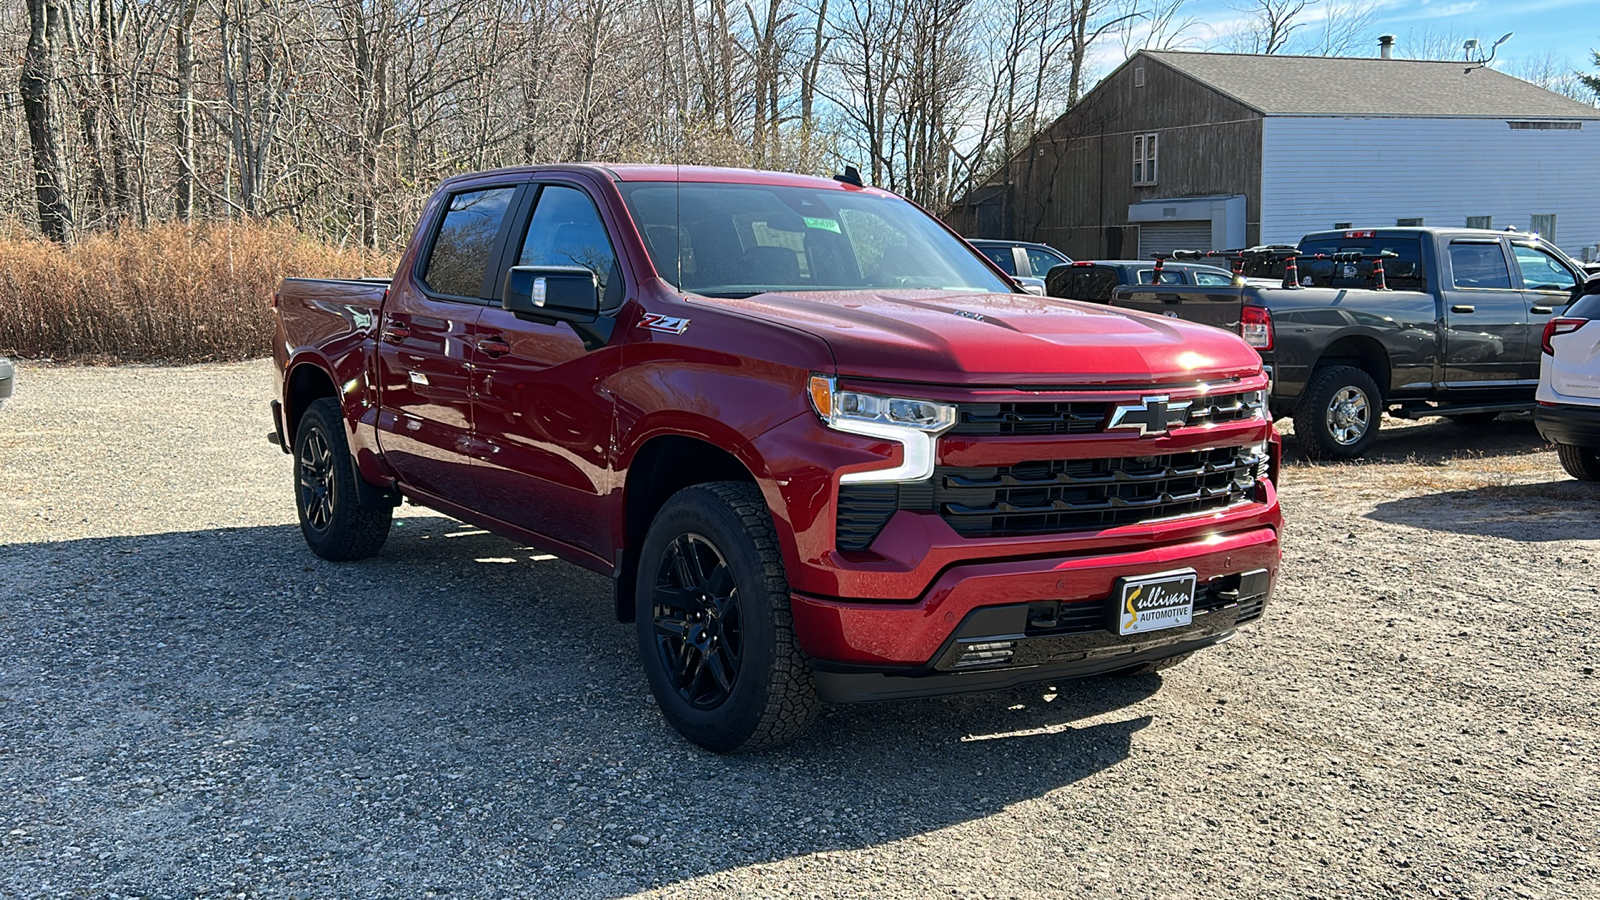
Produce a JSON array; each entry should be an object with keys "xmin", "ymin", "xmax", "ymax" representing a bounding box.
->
[
  {"xmin": 0, "ymin": 358, "xmax": 12, "ymax": 409},
  {"xmin": 1535, "ymin": 283, "xmax": 1600, "ymax": 480}
]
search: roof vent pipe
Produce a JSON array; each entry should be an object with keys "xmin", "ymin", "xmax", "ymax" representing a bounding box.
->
[{"xmin": 1379, "ymin": 35, "xmax": 1395, "ymax": 59}]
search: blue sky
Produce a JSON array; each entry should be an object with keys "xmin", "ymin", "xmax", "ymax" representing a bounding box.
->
[{"xmin": 1130, "ymin": 0, "xmax": 1598, "ymax": 74}]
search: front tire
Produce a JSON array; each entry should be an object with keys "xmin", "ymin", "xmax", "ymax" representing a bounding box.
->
[
  {"xmin": 635, "ymin": 482, "xmax": 819, "ymax": 753},
  {"xmin": 293, "ymin": 397, "xmax": 392, "ymax": 561},
  {"xmin": 1556, "ymin": 443, "xmax": 1600, "ymax": 481},
  {"xmin": 1294, "ymin": 365, "xmax": 1382, "ymax": 460}
]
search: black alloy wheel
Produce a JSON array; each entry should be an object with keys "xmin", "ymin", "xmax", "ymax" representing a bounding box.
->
[
  {"xmin": 297, "ymin": 426, "xmax": 337, "ymax": 535},
  {"xmin": 635, "ymin": 482, "xmax": 819, "ymax": 752},
  {"xmin": 651, "ymin": 534, "xmax": 744, "ymax": 709},
  {"xmin": 292, "ymin": 397, "xmax": 392, "ymax": 561}
]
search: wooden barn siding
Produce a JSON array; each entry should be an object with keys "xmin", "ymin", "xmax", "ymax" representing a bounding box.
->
[
  {"xmin": 1261, "ymin": 116, "xmax": 1600, "ymax": 256},
  {"xmin": 949, "ymin": 54, "xmax": 1264, "ymax": 259}
]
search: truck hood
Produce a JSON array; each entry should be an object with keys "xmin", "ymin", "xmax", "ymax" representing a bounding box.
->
[{"xmin": 707, "ymin": 289, "xmax": 1263, "ymax": 386}]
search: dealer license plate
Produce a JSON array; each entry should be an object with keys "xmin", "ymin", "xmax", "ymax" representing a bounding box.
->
[{"xmin": 1112, "ymin": 569, "xmax": 1197, "ymax": 636}]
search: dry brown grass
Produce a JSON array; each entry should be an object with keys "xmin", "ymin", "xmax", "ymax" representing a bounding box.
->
[{"xmin": 0, "ymin": 222, "xmax": 396, "ymax": 363}]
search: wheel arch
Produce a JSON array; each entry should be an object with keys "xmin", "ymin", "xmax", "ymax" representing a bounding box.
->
[
  {"xmin": 617, "ymin": 433, "xmax": 767, "ymax": 623},
  {"xmin": 284, "ymin": 359, "xmax": 339, "ymax": 447},
  {"xmin": 1311, "ymin": 334, "xmax": 1391, "ymax": 404}
]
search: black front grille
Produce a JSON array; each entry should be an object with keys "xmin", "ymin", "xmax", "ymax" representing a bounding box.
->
[
  {"xmin": 952, "ymin": 401, "xmax": 1111, "ymax": 436},
  {"xmin": 836, "ymin": 484, "xmax": 899, "ymax": 551},
  {"xmin": 951, "ymin": 390, "xmax": 1261, "ymax": 437},
  {"xmin": 933, "ymin": 445, "xmax": 1264, "ymax": 538},
  {"xmin": 835, "ymin": 445, "xmax": 1266, "ymax": 549}
]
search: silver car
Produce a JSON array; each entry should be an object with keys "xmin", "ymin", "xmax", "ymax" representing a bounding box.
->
[{"xmin": 0, "ymin": 358, "xmax": 12, "ymax": 409}]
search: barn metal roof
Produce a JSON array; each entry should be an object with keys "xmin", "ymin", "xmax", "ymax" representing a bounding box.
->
[{"xmin": 1143, "ymin": 50, "xmax": 1600, "ymax": 119}]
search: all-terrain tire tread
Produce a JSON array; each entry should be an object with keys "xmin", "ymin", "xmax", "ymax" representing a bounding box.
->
[
  {"xmin": 694, "ymin": 481, "xmax": 820, "ymax": 752},
  {"xmin": 1293, "ymin": 365, "xmax": 1382, "ymax": 461}
]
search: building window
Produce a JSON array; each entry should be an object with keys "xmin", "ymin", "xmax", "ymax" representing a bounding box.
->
[
  {"xmin": 1134, "ymin": 66, "xmax": 1146, "ymax": 88},
  {"xmin": 1396, "ymin": 217, "xmax": 1424, "ymax": 227},
  {"xmin": 1530, "ymin": 214, "xmax": 1557, "ymax": 242},
  {"xmin": 1133, "ymin": 133, "xmax": 1158, "ymax": 186},
  {"xmin": 1466, "ymin": 216, "xmax": 1492, "ymax": 230}
]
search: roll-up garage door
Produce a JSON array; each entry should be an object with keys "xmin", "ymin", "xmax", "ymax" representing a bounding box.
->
[{"xmin": 1137, "ymin": 221, "xmax": 1212, "ymax": 258}]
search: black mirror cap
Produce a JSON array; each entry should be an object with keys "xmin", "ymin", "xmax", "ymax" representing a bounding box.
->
[
  {"xmin": 503, "ymin": 265, "xmax": 601, "ymax": 321},
  {"xmin": 1582, "ymin": 274, "xmax": 1600, "ymax": 298}
]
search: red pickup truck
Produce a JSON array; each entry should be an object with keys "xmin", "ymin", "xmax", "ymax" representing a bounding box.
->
[{"xmin": 270, "ymin": 164, "xmax": 1282, "ymax": 752}]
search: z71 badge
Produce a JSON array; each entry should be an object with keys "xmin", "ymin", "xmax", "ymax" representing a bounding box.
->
[{"xmin": 640, "ymin": 313, "xmax": 690, "ymax": 335}]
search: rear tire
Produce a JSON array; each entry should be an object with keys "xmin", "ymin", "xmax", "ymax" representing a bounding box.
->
[
  {"xmin": 1556, "ymin": 443, "xmax": 1600, "ymax": 481},
  {"xmin": 1294, "ymin": 365, "xmax": 1382, "ymax": 460},
  {"xmin": 293, "ymin": 397, "xmax": 392, "ymax": 561},
  {"xmin": 635, "ymin": 482, "xmax": 819, "ymax": 752}
]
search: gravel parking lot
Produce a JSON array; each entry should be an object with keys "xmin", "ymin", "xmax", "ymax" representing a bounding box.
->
[{"xmin": 2, "ymin": 360, "xmax": 1597, "ymax": 899}]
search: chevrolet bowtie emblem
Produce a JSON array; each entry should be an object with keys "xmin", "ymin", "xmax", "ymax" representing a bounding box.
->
[{"xmin": 1107, "ymin": 394, "xmax": 1192, "ymax": 436}]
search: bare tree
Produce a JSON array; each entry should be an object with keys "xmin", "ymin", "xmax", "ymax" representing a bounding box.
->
[{"xmin": 20, "ymin": 0, "xmax": 73, "ymax": 241}]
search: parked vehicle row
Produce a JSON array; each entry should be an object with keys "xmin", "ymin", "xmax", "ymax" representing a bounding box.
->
[
  {"xmin": 271, "ymin": 166, "xmax": 1282, "ymax": 751},
  {"xmin": 1104, "ymin": 227, "xmax": 1592, "ymax": 459}
]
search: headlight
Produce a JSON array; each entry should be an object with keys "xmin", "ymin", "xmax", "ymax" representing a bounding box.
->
[{"xmin": 808, "ymin": 375, "xmax": 956, "ymax": 483}]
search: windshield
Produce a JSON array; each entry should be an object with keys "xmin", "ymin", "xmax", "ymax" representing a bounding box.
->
[{"xmin": 619, "ymin": 182, "xmax": 1015, "ymax": 298}]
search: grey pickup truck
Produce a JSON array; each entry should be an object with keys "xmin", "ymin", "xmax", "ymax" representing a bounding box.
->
[{"xmin": 1110, "ymin": 227, "xmax": 1592, "ymax": 459}]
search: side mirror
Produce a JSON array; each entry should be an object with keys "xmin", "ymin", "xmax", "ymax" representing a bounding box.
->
[
  {"xmin": 1581, "ymin": 274, "xmax": 1600, "ymax": 300},
  {"xmin": 503, "ymin": 265, "xmax": 601, "ymax": 321}
]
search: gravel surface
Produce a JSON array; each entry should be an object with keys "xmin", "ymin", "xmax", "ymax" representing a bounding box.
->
[{"xmin": 1, "ymin": 360, "xmax": 1597, "ymax": 899}]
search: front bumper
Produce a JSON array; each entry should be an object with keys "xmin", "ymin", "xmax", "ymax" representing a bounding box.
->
[
  {"xmin": 1535, "ymin": 402, "xmax": 1600, "ymax": 448},
  {"xmin": 792, "ymin": 525, "xmax": 1277, "ymax": 700}
]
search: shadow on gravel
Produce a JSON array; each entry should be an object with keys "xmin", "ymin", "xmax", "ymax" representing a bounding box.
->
[
  {"xmin": 1280, "ymin": 415, "xmax": 1549, "ymax": 467},
  {"xmin": 1365, "ymin": 478, "xmax": 1600, "ymax": 540},
  {"xmin": 0, "ymin": 516, "xmax": 1167, "ymax": 898}
]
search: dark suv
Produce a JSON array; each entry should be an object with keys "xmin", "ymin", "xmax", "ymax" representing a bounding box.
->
[
  {"xmin": 968, "ymin": 239, "xmax": 1073, "ymax": 279},
  {"xmin": 1048, "ymin": 260, "xmax": 1238, "ymax": 303}
]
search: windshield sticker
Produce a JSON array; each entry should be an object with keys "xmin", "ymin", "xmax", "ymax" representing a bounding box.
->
[{"xmin": 804, "ymin": 217, "xmax": 841, "ymax": 234}]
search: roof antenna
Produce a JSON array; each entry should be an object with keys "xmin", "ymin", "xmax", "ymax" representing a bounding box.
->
[
  {"xmin": 832, "ymin": 165, "xmax": 864, "ymax": 187},
  {"xmin": 1464, "ymin": 32, "xmax": 1511, "ymax": 73}
]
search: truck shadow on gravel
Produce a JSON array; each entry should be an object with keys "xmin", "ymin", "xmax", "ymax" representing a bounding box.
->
[
  {"xmin": 1, "ymin": 515, "xmax": 1166, "ymax": 898},
  {"xmin": 1364, "ymin": 479, "xmax": 1600, "ymax": 540}
]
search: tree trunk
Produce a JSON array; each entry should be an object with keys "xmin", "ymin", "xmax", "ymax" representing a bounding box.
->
[
  {"xmin": 21, "ymin": 0, "xmax": 72, "ymax": 242},
  {"xmin": 175, "ymin": 0, "xmax": 198, "ymax": 220}
]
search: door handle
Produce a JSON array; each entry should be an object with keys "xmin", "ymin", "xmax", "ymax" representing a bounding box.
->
[
  {"xmin": 1450, "ymin": 304, "xmax": 1475, "ymax": 314},
  {"xmin": 478, "ymin": 336, "xmax": 511, "ymax": 357},
  {"xmin": 1531, "ymin": 305, "xmax": 1554, "ymax": 315},
  {"xmin": 383, "ymin": 322, "xmax": 412, "ymax": 342}
]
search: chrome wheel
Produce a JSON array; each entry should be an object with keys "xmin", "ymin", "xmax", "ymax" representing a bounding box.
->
[
  {"xmin": 296, "ymin": 426, "xmax": 336, "ymax": 533},
  {"xmin": 651, "ymin": 534, "xmax": 743, "ymax": 710},
  {"xmin": 1324, "ymin": 386, "xmax": 1371, "ymax": 446}
]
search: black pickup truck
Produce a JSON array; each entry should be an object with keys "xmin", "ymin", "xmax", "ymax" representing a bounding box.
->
[{"xmin": 1110, "ymin": 227, "xmax": 1592, "ymax": 458}]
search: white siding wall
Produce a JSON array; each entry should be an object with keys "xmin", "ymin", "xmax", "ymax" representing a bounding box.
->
[{"xmin": 1260, "ymin": 116, "xmax": 1600, "ymax": 258}]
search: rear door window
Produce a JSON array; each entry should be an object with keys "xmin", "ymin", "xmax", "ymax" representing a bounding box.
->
[
  {"xmin": 1193, "ymin": 270, "xmax": 1235, "ymax": 286},
  {"xmin": 1139, "ymin": 269, "xmax": 1188, "ymax": 285},
  {"xmin": 1449, "ymin": 242, "xmax": 1514, "ymax": 290},
  {"xmin": 1512, "ymin": 244, "xmax": 1578, "ymax": 292},
  {"xmin": 422, "ymin": 187, "xmax": 517, "ymax": 298}
]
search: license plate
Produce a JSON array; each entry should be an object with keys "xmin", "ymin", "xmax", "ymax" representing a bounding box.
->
[{"xmin": 1112, "ymin": 569, "xmax": 1197, "ymax": 636}]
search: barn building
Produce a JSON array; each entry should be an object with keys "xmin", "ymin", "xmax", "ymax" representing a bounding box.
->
[{"xmin": 948, "ymin": 49, "xmax": 1600, "ymax": 262}]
